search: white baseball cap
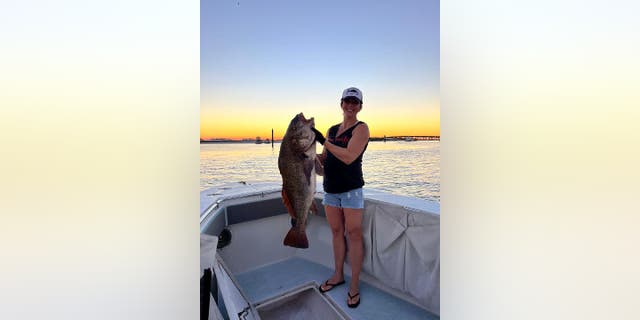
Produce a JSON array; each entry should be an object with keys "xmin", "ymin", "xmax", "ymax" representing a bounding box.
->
[{"xmin": 341, "ymin": 87, "xmax": 363, "ymax": 103}]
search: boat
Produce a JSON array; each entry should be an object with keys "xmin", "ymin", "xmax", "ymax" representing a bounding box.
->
[{"xmin": 200, "ymin": 181, "xmax": 440, "ymax": 320}]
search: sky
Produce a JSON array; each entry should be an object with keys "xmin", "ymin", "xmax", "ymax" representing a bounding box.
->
[{"xmin": 201, "ymin": 0, "xmax": 439, "ymax": 140}]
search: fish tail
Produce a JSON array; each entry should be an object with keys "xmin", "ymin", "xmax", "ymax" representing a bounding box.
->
[{"xmin": 283, "ymin": 227, "xmax": 309, "ymax": 249}]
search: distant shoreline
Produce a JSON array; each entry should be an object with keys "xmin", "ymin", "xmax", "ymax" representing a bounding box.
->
[
  {"xmin": 200, "ymin": 140, "xmax": 280, "ymax": 144},
  {"xmin": 200, "ymin": 136, "xmax": 439, "ymax": 144}
]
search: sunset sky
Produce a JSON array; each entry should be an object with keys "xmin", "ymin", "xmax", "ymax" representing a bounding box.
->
[{"xmin": 201, "ymin": 0, "xmax": 439, "ymax": 140}]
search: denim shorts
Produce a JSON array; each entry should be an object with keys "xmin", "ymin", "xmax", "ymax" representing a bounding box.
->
[{"xmin": 322, "ymin": 188, "xmax": 364, "ymax": 209}]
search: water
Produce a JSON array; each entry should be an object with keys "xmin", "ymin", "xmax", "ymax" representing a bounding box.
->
[{"xmin": 200, "ymin": 141, "xmax": 439, "ymax": 202}]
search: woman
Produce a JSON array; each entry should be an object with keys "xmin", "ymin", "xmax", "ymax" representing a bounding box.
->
[{"xmin": 312, "ymin": 87, "xmax": 370, "ymax": 308}]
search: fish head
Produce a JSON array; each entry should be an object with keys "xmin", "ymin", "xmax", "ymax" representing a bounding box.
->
[{"xmin": 285, "ymin": 113, "xmax": 316, "ymax": 151}]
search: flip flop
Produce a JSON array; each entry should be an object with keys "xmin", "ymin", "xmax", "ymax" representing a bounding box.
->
[
  {"xmin": 318, "ymin": 279, "xmax": 345, "ymax": 293},
  {"xmin": 347, "ymin": 291, "xmax": 360, "ymax": 308}
]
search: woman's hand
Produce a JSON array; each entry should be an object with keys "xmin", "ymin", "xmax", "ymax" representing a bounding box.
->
[{"xmin": 312, "ymin": 127, "xmax": 326, "ymax": 145}]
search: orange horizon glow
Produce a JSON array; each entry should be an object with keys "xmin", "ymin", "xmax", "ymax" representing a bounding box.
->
[
  {"xmin": 200, "ymin": 111, "xmax": 439, "ymax": 140},
  {"xmin": 200, "ymin": 99, "xmax": 440, "ymax": 140},
  {"xmin": 200, "ymin": 127, "xmax": 440, "ymax": 140}
]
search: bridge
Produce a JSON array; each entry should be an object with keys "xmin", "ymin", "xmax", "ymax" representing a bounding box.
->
[{"xmin": 371, "ymin": 135, "xmax": 440, "ymax": 141}]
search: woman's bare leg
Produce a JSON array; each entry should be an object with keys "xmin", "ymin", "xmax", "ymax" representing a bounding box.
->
[
  {"xmin": 320, "ymin": 205, "xmax": 346, "ymax": 290},
  {"xmin": 344, "ymin": 207, "xmax": 363, "ymax": 304}
]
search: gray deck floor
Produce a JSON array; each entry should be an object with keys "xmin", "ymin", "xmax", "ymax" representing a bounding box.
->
[{"xmin": 235, "ymin": 257, "xmax": 439, "ymax": 320}]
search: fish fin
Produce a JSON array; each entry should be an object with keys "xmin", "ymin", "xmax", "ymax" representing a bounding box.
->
[
  {"xmin": 310, "ymin": 200, "xmax": 318, "ymax": 215},
  {"xmin": 303, "ymin": 159, "xmax": 314, "ymax": 185},
  {"xmin": 283, "ymin": 227, "xmax": 309, "ymax": 249},
  {"xmin": 282, "ymin": 189, "xmax": 296, "ymax": 219}
]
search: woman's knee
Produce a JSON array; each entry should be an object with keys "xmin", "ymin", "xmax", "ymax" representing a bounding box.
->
[
  {"xmin": 330, "ymin": 225, "xmax": 345, "ymax": 237},
  {"xmin": 346, "ymin": 227, "xmax": 362, "ymax": 241}
]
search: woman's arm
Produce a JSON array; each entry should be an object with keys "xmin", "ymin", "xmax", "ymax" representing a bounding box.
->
[{"xmin": 323, "ymin": 124, "xmax": 369, "ymax": 165}]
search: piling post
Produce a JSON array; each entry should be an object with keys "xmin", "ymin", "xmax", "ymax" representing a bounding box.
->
[{"xmin": 271, "ymin": 129, "xmax": 274, "ymax": 148}]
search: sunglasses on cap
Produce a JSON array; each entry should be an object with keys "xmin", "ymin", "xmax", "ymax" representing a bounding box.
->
[{"xmin": 341, "ymin": 97, "xmax": 361, "ymax": 104}]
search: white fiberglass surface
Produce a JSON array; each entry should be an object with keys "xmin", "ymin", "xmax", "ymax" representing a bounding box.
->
[{"xmin": 235, "ymin": 257, "xmax": 439, "ymax": 320}]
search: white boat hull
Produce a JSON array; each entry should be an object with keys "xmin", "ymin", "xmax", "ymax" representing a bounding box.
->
[{"xmin": 200, "ymin": 182, "xmax": 440, "ymax": 319}]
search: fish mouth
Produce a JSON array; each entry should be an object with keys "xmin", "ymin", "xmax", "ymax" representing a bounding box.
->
[{"xmin": 298, "ymin": 112, "xmax": 315, "ymax": 127}]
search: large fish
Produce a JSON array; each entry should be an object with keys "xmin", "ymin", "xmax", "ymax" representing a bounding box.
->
[{"xmin": 278, "ymin": 113, "xmax": 319, "ymax": 249}]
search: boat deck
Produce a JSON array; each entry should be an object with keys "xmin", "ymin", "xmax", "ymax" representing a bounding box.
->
[{"xmin": 235, "ymin": 257, "xmax": 439, "ymax": 320}]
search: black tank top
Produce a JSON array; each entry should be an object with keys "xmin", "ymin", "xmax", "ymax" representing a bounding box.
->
[{"xmin": 323, "ymin": 121, "xmax": 368, "ymax": 194}]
